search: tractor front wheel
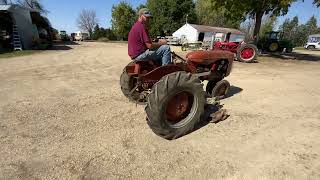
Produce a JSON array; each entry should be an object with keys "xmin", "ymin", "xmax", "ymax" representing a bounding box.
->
[
  {"xmin": 120, "ymin": 63, "xmax": 145, "ymax": 104},
  {"xmin": 145, "ymin": 72, "xmax": 206, "ymax": 140},
  {"xmin": 237, "ymin": 44, "xmax": 258, "ymax": 63}
]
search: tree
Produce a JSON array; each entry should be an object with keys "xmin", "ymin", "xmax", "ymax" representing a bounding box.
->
[
  {"xmin": 279, "ymin": 15, "xmax": 320, "ymax": 46},
  {"xmin": 195, "ymin": 0, "xmax": 241, "ymax": 28},
  {"xmin": 91, "ymin": 24, "xmax": 116, "ymax": 41},
  {"xmin": 314, "ymin": 0, "xmax": 320, "ymax": 7},
  {"xmin": 77, "ymin": 9, "xmax": 98, "ymax": 38},
  {"xmin": 279, "ymin": 16, "xmax": 299, "ymax": 40},
  {"xmin": 146, "ymin": 0, "xmax": 197, "ymax": 37},
  {"xmin": 259, "ymin": 15, "xmax": 277, "ymax": 37},
  {"xmin": 214, "ymin": 0, "xmax": 297, "ymax": 40},
  {"xmin": 111, "ymin": 1, "xmax": 136, "ymax": 40},
  {"xmin": 305, "ymin": 15, "xmax": 318, "ymax": 35},
  {"xmin": 240, "ymin": 17, "xmax": 255, "ymax": 41}
]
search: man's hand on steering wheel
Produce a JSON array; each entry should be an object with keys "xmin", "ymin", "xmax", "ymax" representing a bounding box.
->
[{"xmin": 159, "ymin": 39, "xmax": 167, "ymax": 45}]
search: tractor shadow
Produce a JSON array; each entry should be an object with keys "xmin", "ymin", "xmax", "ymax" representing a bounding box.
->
[
  {"xmin": 192, "ymin": 103, "xmax": 230, "ymax": 133},
  {"xmin": 48, "ymin": 41, "xmax": 80, "ymax": 51},
  {"xmin": 225, "ymin": 86, "xmax": 243, "ymax": 99},
  {"xmin": 183, "ymin": 85, "xmax": 243, "ymax": 139}
]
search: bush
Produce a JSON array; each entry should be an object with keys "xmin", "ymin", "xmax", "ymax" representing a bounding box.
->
[
  {"xmin": 32, "ymin": 37, "xmax": 49, "ymax": 50},
  {"xmin": 97, "ymin": 37, "xmax": 109, "ymax": 42}
]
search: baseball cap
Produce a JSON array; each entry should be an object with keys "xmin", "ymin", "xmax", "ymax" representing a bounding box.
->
[{"xmin": 138, "ymin": 8, "xmax": 153, "ymax": 17}]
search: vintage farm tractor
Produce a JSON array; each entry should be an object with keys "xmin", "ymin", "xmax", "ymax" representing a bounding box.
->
[
  {"xmin": 213, "ymin": 32, "xmax": 258, "ymax": 63},
  {"xmin": 120, "ymin": 50, "xmax": 234, "ymax": 140},
  {"xmin": 257, "ymin": 31, "xmax": 294, "ymax": 53}
]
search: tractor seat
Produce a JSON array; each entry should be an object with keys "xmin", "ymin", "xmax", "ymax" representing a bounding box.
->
[{"xmin": 128, "ymin": 59, "xmax": 159, "ymax": 76}]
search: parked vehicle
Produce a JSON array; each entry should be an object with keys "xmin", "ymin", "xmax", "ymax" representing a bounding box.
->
[
  {"xmin": 213, "ymin": 32, "xmax": 258, "ymax": 63},
  {"xmin": 74, "ymin": 31, "xmax": 89, "ymax": 41},
  {"xmin": 257, "ymin": 31, "xmax": 294, "ymax": 53},
  {"xmin": 59, "ymin": 30, "xmax": 70, "ymax": 41},
  {"xmin": 305, "ymin": 34, "xmax": 320, "ymax": 50}
]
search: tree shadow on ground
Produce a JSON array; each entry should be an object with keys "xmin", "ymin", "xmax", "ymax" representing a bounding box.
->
[
  {"xmin": 261, "ymin": 51, "xmax": 320, "ymax": 62},
  {"xmin": 48, "ymin": 41, "xmax": 80, "ymax": 51}
]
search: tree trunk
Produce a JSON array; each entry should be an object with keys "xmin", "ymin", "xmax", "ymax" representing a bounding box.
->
[{"xmin": 253, "ymin": 12, "xmax": 263, "ymax": 41}]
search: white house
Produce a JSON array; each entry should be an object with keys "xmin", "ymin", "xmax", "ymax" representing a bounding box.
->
[{"xmin": 172, "ymin": 23, "xmax": 244, "ymax": 43}]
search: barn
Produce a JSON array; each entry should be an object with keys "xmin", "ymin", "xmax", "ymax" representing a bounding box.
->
[
  {"xmin": 172, "ymin": 23, "xmax": 245, "ymax": 43},
  {"xmin": 0, "ymin": 1, "xmax": 53, "ymax": 52}
]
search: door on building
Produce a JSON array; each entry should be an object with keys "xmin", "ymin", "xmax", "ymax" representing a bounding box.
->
[{"xmin": 0, "ymin": 12, "xmax": 13, "ymax": 51}]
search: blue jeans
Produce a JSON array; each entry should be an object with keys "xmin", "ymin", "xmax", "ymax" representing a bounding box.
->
[{"xmin": 135, "ymin": 45, "xmax": 171, "ymax": 65}]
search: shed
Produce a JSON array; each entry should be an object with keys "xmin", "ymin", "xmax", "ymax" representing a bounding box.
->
[
  {"xmin": 0, "ymin": 3, "xmax": 41, "ymax": 50},
  {"xmin": 172, "ymin": 23, "xmax": 244, "ymax": 43}
]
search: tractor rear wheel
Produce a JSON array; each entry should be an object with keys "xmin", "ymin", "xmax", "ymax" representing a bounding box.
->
[
  {"xmin": 268, "ymin": 42, "xmax": 279, "ymax": 52},
  {"xmin": 145, "ymin": 71, "xmax": 206, "ymax": 140},
  {"xmin": 237, "ymin": 44, "xmax": 258, "ymax": 63}
]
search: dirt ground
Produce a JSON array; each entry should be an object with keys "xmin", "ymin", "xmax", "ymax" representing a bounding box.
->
[{"xmin": 0, "ymin": 42, "xmax": 319, "ymax": 180}]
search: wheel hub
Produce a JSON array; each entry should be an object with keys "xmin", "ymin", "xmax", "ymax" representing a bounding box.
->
[
  {"xmin": 166, "ymin": 92, "xmax": 194, "ymax": 124},
  {"xmin": 240, "ymin": 48, "xmax": 255, "ymax": 60},
  {"xmin": 269, "ymin": 43, "xmax": 279, "ymax": 51}
]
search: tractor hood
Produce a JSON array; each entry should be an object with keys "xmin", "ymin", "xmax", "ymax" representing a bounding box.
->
[{"xmin": 186, "ymin": 50, "xmax": 234, "ymax": 65}]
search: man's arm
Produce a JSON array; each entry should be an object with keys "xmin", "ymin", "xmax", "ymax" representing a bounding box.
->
[{"xmin": 145, "ymin": 39, "xmax": 167, "ymax": 49}]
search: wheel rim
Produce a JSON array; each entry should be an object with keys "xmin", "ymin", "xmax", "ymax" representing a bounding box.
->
[
  {"xmin": 240, "ymin": 47, "xmax": 255, "ymax": 60},
  {"xmin": 269, "ymin": 43, "xmax": 278, "ymax": 51},
  {"xmin": 166, "ymin": 92, "xmax": 194, "ymax": 126}
]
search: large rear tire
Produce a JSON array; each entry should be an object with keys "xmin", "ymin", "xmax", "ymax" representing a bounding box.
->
[
  {"xmin": 236, "ymin": 44, "xmax": 258, "ymax": 63},
  {"xmin": 145, "ymin": 72, "xmax": 206, "ymax": 140},
  {"xmin": 268, "ymin": 42, "xmax": 279, "ymax": 52}
]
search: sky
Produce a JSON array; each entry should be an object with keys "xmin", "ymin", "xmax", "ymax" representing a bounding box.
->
[{"xmin": 42, "ymin": 0, "xmax": 320, "ymax": 33}]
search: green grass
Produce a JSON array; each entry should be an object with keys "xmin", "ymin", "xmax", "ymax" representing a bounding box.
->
[
  {"xmin": 294, "ymin": 47, "xmax": 305, "ymax": 50},
  {"xmin": 0, "ymin": 50, "xmax": 41, "ymax": 59}
]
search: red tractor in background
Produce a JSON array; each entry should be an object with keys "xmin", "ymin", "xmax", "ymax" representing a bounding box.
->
[{"xmin": 213, "ymin": 32, "xmax": 258, "ymax": 63}]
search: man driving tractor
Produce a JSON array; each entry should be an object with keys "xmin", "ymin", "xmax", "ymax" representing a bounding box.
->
[{"xmin": 128, "ymin": 8, "xmax": 171, "ymax": 65}]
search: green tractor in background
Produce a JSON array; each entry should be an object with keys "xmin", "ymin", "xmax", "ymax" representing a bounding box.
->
[
  {"xmin": 59, "ymin": 30, "xmax": 70, "ymax": 41},
  {"xmin": 257, "ymin": 31, "xmax": 294, "ymax": 53}
]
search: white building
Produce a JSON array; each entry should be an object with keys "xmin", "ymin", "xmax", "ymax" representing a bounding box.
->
[{"xmin": 172, "ymin": 23, "xmax": 244, "ymax": 43}]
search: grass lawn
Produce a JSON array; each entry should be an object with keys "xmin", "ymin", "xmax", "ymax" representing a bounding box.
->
[{"xmin": 0, "ymin": 50, "xmax": 41, "ymax": 59}]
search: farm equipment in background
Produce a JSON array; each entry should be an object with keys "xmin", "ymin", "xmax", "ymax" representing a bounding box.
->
[
  {"xmin": 180, "ymin": 32, "xmax": 258, "ymax": 63},
  {"xmin": 213, "ymin": 32, "xmax": 258, "ymax": 63},
  {"xmin": 257, "ymin": 31, "xmax": 294, "ymax": 53},
  {"xmin": 120, "ymin": 50, "xmax": 233, "ymax": 140},
  {"xmin": 59, "ymin": 30, "xmax": 70, "ymax": 41}
]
